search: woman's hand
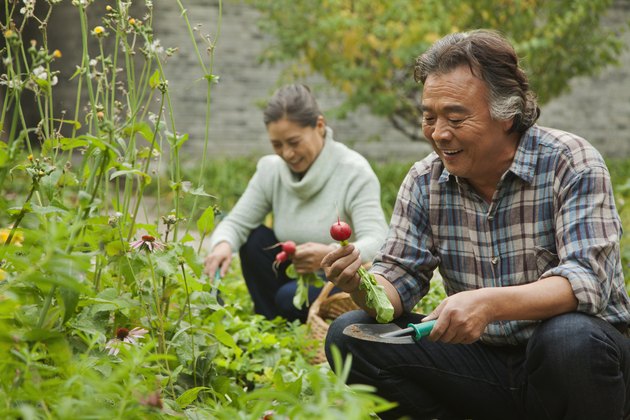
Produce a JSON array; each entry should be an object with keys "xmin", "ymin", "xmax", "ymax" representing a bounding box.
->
[
  {"xmin": 320, "ymin": 244, "xmax": 362, "ymax": 293},
  {"xmin": 203, "ymin": 241, "xmax": 233, "ymax": 279},
  {"xmin": 292, "ymin": 242, "xmax": 337, "ymax": 274}
]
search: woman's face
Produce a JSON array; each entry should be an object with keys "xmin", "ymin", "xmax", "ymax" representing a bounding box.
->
[{"xmin": 267, "ymin": 116, "xmax": 326, "ymax": 175}]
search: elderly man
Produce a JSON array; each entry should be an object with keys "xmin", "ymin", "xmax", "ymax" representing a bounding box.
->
[{"xmin": 322, "ymin": 30, "xmax": 630, "ymax": 419}]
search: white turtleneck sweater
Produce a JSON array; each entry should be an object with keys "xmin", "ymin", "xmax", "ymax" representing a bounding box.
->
[{"xmin": 209, "ymin": 127, "xmax": 388, "ymax": 263}]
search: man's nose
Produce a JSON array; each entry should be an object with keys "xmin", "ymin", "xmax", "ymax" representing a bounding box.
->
[{"xmin": 432, "ymin": 118, "xmax": 452, "ymax": 141}]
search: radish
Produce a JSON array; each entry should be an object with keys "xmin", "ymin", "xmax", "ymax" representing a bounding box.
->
[
  {"xmin": 265, "ymin": 240, "xmax": 296, "ymax": 255},
  {"xmin": 329, "ymin": 218, "xmax": 394, "ymax": 323},
  {"xmin": 330, "ymin": 219, "xmax": 352, "ymax": 244},
  {"xmin": 267, "ymin": 240, "xmax": 323, "ymax": 309},
  {"xmin": 275, "ymin": 251, "xmax": 288, "ymax": 263},
  {"xmin": 281, "ymin": 240, "xmax": 296, "ymax": 255}
]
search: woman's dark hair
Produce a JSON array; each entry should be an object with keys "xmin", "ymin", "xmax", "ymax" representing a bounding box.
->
[
  {"xmin": 263, "ymin": 84, "xmax": 323, "ymax": 127},
  {"xmin": 414, "ymin": 29, "xmax": 540, "ymax": 134}
]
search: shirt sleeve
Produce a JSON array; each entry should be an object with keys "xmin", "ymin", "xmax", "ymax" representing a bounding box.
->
[
  {"xmin": 370, "ymin": 165, "xmax": 439, "ymax": 313},
  {"xmin": 541, "ymin": 164, "xmax": 623, "ymax": 315},
  {"xmin": 208, "ymin": 159, "xmax": 273, "ymax": 251}
]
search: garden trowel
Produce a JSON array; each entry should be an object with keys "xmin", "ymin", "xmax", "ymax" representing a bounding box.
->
[{"xmin": 342, "ymin": 320, "xmax": 437, "ymax": 344}]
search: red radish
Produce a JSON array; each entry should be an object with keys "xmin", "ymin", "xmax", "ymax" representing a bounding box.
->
[
  {"xmin": 330, "ymin": 219, "xmax": 352, "ymax": 243},
  {"xmin": 282, "ymin": 240, "xmax": 296, "ymax": 255},
  {"xmin": 275, "ymin": 251, "xmax": 288, "ymax": 263}
]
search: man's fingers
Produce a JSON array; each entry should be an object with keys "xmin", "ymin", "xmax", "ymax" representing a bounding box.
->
[{"xmin": 321, "ymin": 244, "xmax": 355, "ymax": 268}]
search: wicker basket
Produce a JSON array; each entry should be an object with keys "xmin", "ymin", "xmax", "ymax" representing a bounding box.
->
[{"xmin": 305, "ymin": 281, "xmax": 360, "ymax": 364}]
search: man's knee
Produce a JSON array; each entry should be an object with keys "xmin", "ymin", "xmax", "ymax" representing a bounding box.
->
[{"xmin": 528, "ymin": 313, "xmax": 621, "ymax": 375}]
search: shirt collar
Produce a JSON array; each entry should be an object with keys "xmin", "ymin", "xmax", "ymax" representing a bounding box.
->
[
  {"xmin": 507, "ymin": 125, "xmax": 539, "ymax": 184},
  {"xmin": 437, "ymin": 125, "xmax": 540, "ymax": 185}
]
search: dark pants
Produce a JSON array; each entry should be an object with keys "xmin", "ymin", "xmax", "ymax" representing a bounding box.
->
[
  {"xmin": 239, "ymin": 225, "xmax": 329, "ymax": 322},
  {"xmin": 326, "ymin": 310, "xmax": 630, "ymax": 420}
]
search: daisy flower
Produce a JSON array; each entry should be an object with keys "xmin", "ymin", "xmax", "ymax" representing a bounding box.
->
[
  {"xmin": 130, "ymin": 235, "xmax": 164, "ymax": 253},
  {"xmin": 105, "ymin": 327, "xmax": 149, "ymax": 356}
]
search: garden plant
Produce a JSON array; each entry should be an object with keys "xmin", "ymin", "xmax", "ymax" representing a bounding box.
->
[
  {"xmin": 2, "ymin": 0, "xmax": 630, "ymax": 419},
  {"xmin": 0, "ymin": 1, "xmax": 399, "ymax": 418}
]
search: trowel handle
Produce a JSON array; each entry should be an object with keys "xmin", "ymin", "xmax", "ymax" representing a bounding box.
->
[{"xmin": 407, "ymin": 320, "xmax": 437, "ymax": 341}]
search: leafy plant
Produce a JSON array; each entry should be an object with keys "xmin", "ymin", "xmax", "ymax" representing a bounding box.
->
[{"xmin": 0, "ymin": 1, "xmax": 397, "ymax": 417}]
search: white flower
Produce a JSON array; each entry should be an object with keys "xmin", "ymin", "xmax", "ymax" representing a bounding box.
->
[
  {"xmin": 105, "ymin": 327, "xmax": 149, "ymax": 356},
  {"xmin": 0, "ymin": 75, "xmax": 22, "ymax": 91},
  {"xmin": 33, "ymin": 66, "xmax": 47, "ymax": 80},
  {"xmin": 71, "ymin": 0, "xmax": 91, "ymax": 7},
  {"xmin": 20, "ymin": 0, "xmax": 36, "ymax": 17},
  {"xmin": 146, "ymin": 39, "xmax": 164, "ymax": 55},
  {"xmin": 32, "ymin": 66, "xmax": 58, "ymax": 86}
]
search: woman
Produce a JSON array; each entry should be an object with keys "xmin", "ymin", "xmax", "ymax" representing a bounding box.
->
[{"xmin": 203, "ymin": 84, "xmax": 388, "ymax": 322}]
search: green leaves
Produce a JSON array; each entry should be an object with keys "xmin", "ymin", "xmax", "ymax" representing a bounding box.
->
[
  {"xmin": 196, "ymin": 205, "xmax": 215, "ymax": 237},
  {"xmin": 291, "ymin": 271, "xmax": 323, "ymax": 310},
  {"xmin": 149, "ymin": 69, "xmax": 162, "ymax": 89},
  {"xmin": 176, "ymin": 386, "xmax": 211, "ymax": 408},
  {"xmin": 357, "ymin": 266, "xmax": 394, "ymax": 323}
]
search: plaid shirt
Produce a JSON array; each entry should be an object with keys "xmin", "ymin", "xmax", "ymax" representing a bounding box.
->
[{"xmin": 371, "ymin": 125, "xmax": 630, "ymax": 345}]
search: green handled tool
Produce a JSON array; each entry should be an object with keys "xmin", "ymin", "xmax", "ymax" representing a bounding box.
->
[{"xmin": 343, "ymin": 319, "xmax": 437, "ymax": 344}]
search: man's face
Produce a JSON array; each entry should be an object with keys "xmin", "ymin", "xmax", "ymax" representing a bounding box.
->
[{"xmin": 421, "ymin": 65, "xmax": 516, "ymax": 186}]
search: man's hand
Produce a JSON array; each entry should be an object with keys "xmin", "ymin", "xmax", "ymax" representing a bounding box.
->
[
  {"xmin": 321, "ymin": 244, "xmax": 362, "ymax": 293},
  {"xmin": 293, "ymin": 242, "xmax": 337, "ymax": 274},
  {"xmin": 203, "ymin": 241, "xmax": 232, "ymax": 279},
  {"xmin": 423, "ymin": 289, "xmax": 493, "ymax": 344}
]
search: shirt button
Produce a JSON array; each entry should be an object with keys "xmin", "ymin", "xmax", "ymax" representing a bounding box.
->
[{"xmin": 491, "ymin": 257, "xmax": 499, "ymax": 265}]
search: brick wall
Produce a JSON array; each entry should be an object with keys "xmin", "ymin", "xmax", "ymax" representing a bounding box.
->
[
  {"xmin": 153, "ymin": 0, "xmax": 433, "ymax": 162},
  {"xmin": 153, "ymin": 0, "xmax": 630, "ymax": 161},
  {"xmin": 32, "ymin": 1, "xmax": 630, "ymax": 162}
]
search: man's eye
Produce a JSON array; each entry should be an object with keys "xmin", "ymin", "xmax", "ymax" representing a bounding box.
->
[
  {"xmin": 449, "ymin": 119, "xmax": 463, "ymax": 124},
  {"xmin": 423, "ymin": 116, "xmax": 435, "ymax": 124}
]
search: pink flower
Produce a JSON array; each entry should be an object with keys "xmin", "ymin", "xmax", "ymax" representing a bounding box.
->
[
  {"xmin": 105, "ymin": 327, "xmax": 149, "ymax": 356},
  {"xmin": 130, "ymin": 235, "xmax": 164, "ymax": 253}
]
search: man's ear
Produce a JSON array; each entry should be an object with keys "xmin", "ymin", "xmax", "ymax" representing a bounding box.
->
[{"xmin": 502, "ymin": 117, "xmax": 515, "ymax": 133}]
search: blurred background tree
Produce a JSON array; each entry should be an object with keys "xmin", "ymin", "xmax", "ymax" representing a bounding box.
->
[{"xmin": 247, "ymin": 0, "xmax": 628, "ymax": 141}]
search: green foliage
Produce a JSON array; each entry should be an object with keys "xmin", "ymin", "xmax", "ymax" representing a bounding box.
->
[
  {"xmin": 0, "ymin": 1, "xmax": 390, "ymax": 418},
  {"xmin": 248, "ymin": 0, "xmax": 628, "ymax": 140},
  {"xmin": 608, "ymin": 159, "xmax": 630, "ymax": 289},
  {"xmin": 358, "ymin": 266, "xmax": 395, "ymax": 323},
  {"xmin": 1, "ymin": 0, "xmax": 629, "ymax": 416}
]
